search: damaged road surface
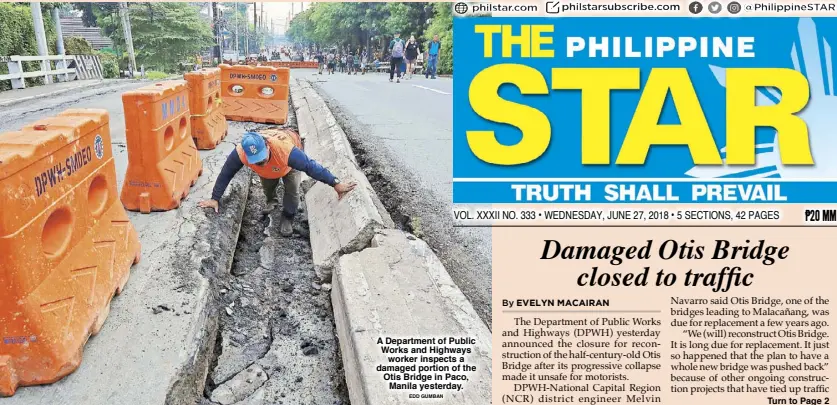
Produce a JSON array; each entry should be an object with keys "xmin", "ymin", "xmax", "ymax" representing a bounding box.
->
[{"xmin": 201, "ymin": 157, "xmax": 350, "ymax": 405}]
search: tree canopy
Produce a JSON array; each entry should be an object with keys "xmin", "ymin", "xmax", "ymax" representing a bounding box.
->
[
  {"xmin": 0, "ymin": 3, "xmax": 62, "ymax": 90},
  {"xmin": 287, "ymin": 2, "xmax": 453, "ymax": 73},
  {"xmin": 72, "ymin": 2, "xmax": 213, "ymax": 72},
  {"xmin": 219, "ymin": 3, "xmax": 269, "ymax": 55}
]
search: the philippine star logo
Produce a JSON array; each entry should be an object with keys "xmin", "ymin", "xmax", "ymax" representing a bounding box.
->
[
  {"xmin": 94, "ymin": 135, "xmax": 105, "ymax": 159},
  {"xmin": 687, "ymin": 18, "xmax": 835, "ymax": 180}
]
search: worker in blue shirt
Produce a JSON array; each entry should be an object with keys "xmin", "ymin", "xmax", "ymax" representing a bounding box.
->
[{"xmin": 199, "ymin": 131, "xmax": 356, "ymax": 236}]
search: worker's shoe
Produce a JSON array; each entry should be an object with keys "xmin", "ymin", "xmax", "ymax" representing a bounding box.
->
[
  {"xmin": 279, "ymin": 216, "xmax": 293, "ymax": 237},
  {"xmin": 261, "ymin": 201, "xmax": 279, "ymax": 216}
]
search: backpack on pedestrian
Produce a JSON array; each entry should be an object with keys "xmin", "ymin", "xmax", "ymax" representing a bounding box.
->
[{"xmin": 392, "ymin": 39, "xmax": 404, "ymax": 59}]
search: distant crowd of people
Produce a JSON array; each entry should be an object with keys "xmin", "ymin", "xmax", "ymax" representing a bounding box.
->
[{"xmin": 310, "ymin": 32, "xmax": 443, "ymax": 82}]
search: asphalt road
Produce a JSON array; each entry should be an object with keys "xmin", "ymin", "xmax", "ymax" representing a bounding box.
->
[{"xmin": 307, "ymin": 71, "xmax": 493, "ymax": 328}]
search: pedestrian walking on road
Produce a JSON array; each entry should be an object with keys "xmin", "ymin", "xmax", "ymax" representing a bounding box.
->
[
  {"xmin": 346, "ymin": 53, "xmax": 355, "ymax": 74},
  {"xmin": 327, "ymin": 52, "xmax": 336, "ymax": 74},
  {"xmin": 405, "ymin": 35, "xmax": 419, "ymax": 80},
  {"xmin": 352, "ymin": 53, "xmax": 361, "ymax": 74},
  {"xmin": 346, "ymin": 53, "xmax": 357, "ymax": 74},
  {"xmin": 425, "ymin": 34, "xmax": 441, "ymax": 79},
  {"xmin": 199, "ymin": 130, "xmax": 357, "ymax": 236},
  {"xmin": 316, "ymin": 51, "xmax": 325, "ymax": 75},
  {"xmin": 389, "ymin": 32, "xmax": 406, "ymax": 83}
]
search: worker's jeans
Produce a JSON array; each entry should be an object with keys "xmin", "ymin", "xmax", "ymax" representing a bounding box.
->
[
  {"xmin": 426, "ymin": 54, "xmax": 438, "ymax": 77},
  {"xmin": 260, "ymin": 170, "xmax": 302, "ymax": 218}
]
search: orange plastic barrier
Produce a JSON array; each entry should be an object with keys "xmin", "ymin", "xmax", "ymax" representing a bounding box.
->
[
  {"xmin": 0, "ymin": 109, "xmax": 141, "ymax": 396},
  {"xmin": 265, "ymin": 61, "xmax": 318, "ymax": 69},
  {"xmin": 120, "ymin": 81, "xmax": 203, "ymax": 213},
  {"xmin": 184, "ymin": 68, "xmax": 228, "ymax": 150},
  {"xmin": 220, "ymin": 64, "xmax": 290, "ymax": 125}
]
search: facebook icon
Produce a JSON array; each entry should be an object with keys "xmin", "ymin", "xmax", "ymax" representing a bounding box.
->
[{"xmin": 689, "ymin": 1, "xmax": 704, "ymax": 14}]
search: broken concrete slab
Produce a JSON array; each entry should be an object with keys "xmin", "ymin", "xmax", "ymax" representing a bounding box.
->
[
  {"xmin": 289, "ymin": 79, "xmax": 316, "ymax": 145},
  {"xmin": 210, "ymin": 327, "xmax": 271, "ymax": 386},
  {"xmin": 309, "ymin": 108, "xmax": 358, "ymax": 169},
  {"xmin": 291, "ymin": 77, "xmax": 358, "ymax": 170},
  {"xmin": 231, "ymin": 387, "xmax": 266, "ymax": 405},
  {"xmin": 210, "ymin": 365, "xmax": 269, "ymax": 405},
  {"xmin": 4, "ymin": 126, "xmax": 252, "ymax": 405},
  {"xmin": 305, "ymin": 156, "xmax": 394, "ymax": 282},
  {"xmin": 290, "ymin": 77, "xmax": 396, "ymax": 283},
  {"xmin": 258, "ymin": 237, "xmax": 277, "ymax": 269},
  {"xmin": 332, "ymin": 229, "xmax": 492, "ymax": 405}
]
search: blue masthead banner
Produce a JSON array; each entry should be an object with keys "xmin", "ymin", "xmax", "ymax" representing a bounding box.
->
[{"xmin": 452, "ymin": 17, "xmax": 837, "ymax": 204}]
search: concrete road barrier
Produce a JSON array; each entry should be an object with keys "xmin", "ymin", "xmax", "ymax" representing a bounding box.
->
[
  {"xmin": 291, "ymin": 73, "xmax": 491, "ymax": 404},
  {"xmin": 332, "ymin": 229, "xmax": 492, "ymax": 405},
  {"xmin": 306, "ymin": 156, "xmax": 393, "ymax": 282},
  {"xmin": 292, "ymin": 76, "xmax": 393, "ymax": 281},
  {"xmin": 290, "ymin": 78, "xmax": 358, "ymax": 168},
  {"xmin": 289, "ymin": 79, "xmax": 315, "ymax": 144}
]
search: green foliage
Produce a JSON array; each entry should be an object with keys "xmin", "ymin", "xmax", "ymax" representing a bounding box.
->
[
  {"xmin": 95, "ymin": 2, "xmax": 213, "ymax": 73},
  {"xmin": 0, "ymin": 3, "xmax": 61, "ymax": 90},
  {"xmin": 144, "ymin": 70, "xmax": 168, "ymax": 80},
  {"xmin": 220, "ymin": 3, "xmax": 270, "ymax": 55},
  {"xmin": 72, "ymin": 2, "xmax": 119, "ymax": 27},
  {"xmin": 384, "ymin": 2, "xmax": 430, "ymax": 39},
  {"xmin": 65, "ymin": 36, "xmax": 94, "ymax": 55},
  {"xmin": 287, "ymin": 2, "xmax": 453, "ymax": 72},
  {"xmin": 97, "ymin": 51, "xmax": 119, "ymax": 78},
  {"xmin": 424, "ymin": 3, "xmax": 452, "ymax": 74},
  {"xmin": 100, "ymin": 59, "xmax": 119, "ymax": 78}
]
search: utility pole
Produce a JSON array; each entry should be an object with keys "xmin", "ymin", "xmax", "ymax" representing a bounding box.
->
[
  {"xmin": 212, "ymin": 2, "xmax": 221, "ymax": 63},
  {"xmin": 51, "ymin": 6, "xmax": 65, "ymax": 55},
  {"xmin": 51, "ymin": 5, "xmax": 71, "ymax": 82},
  {"xmin": 248, "ymin": 3, "xmax": 259, "ymax": 53},
  {"xmin": 245, "ymin": 3, "xmax": 250, "ymax": 55},
  {"xmin": 119, "ymin": 2, "xmax": 137, "ymax": 77},
  {"xmin": 234, "ymin": 3, "xmax": 239, "ymax": 58},
  {"xmin": 30, "ymin": 2, "xmax": 52, "ymax": 84},
  {"xmin": 253, "ymin": 2, "xmax": 258, "ymax": 54}
]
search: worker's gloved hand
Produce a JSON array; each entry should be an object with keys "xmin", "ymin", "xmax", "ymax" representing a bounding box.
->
[
  {"xmin": 335, "ymin": 182, "xmax": 357, "ymax": 201},
  {"xmin": 198, "ymin": 199, "xmax": 220, "ymax": 213}
]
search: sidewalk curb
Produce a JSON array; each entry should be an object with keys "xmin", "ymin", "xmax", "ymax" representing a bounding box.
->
[
  {"xmin": 290, "ymin": 77, "xmax": 395, "ymax": 282},
  {"xmin": 290, "ymin": 75, "xmax": 492, "ymax": 404},
  {"xmin": 0, "ymin": 81, "xmax": 109, "ymax": 108},
  {"xmin": 0, "ymin": 78, "xmax": 176, "ymax": 108}
]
